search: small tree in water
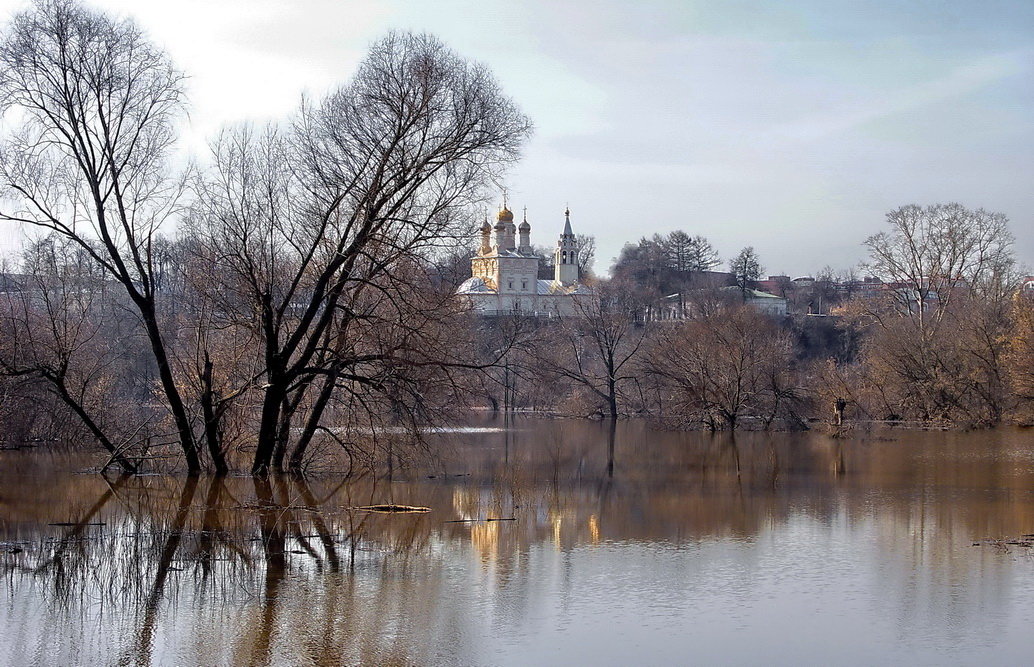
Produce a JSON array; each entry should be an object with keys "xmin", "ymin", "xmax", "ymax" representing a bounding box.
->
[{"xmin": 540, "ymin": 284, "xmax": 647, "ymax": 421}]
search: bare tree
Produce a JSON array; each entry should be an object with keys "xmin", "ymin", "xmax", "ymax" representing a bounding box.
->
[
  {"xmin": 432, "ymin": 241, "xmax": 478, "ymax": 288},
  {"xmin": 0, "ymin": 0, "xmax": 200, "ymax": 470},
  {"xmin": 855, "ymin": 301, "xmax": 1012, "ymax": 425},
  {"xmin": 576, "ymin": 234, "xmax": 596, "ymax": 279},
  {"xmin": 641, "ymin": 306, "xmax": 800, "ymax": 430},
  {"xmin": 542, "ymin": 283, "xmax": 647, "ymax": 420},
  {"xmin": 666, "ymin": 231, "xmax": 719, "ymax": 273},
  {"xmin": 863, "ymin": 203, "xmax": 1014, "ymax": 330},
  {"xmin": 688, "ymin": 235, "xmax": 721, "ymax": 273},
  {"xmin": 188, "ymin": 33, "xmax": 532, "ymax": 475},
  {"xmin": 1008, "ymin": 292, "xmax": 1034, "ymax": 415},
  {"xmin": 0, "ymin": 236, "xmax": 142, "ymax": 471},
  {"xmin": 854, "ymin": 204, "xmax": 1018, "ymax": 425},
  {"xmin": 665, "ymin": 231, "xmax": 694, "ymax": 273}
]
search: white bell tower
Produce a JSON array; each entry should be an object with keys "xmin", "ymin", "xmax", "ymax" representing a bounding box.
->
[{"xmin": 554, "ymin": 207, "xmax": 579, "ymax": 286}]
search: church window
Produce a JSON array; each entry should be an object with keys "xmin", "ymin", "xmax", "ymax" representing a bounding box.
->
[
  {"xmin": 508, "ymin": 280, "xmax": 513, "ymax": 289},
  {"xmin": 522, "ymin": 280, "xmax": 527, "ymax": 289}
]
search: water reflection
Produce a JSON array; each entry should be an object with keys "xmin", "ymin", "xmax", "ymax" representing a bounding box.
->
[{"xmin": 3, "ymin": 419, "xmax": 1034, "ymax": 664}]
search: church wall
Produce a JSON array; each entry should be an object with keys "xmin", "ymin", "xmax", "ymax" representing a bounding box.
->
[{"xmin": 496, "ymin": 257, "xmax": 538, "ymax": 295}]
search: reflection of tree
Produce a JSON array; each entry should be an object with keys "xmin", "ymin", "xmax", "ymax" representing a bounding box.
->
[
  {"xmin": 247, "ymin": 477, "xmax": 286, "ymax": 666},
  {"xmin": 606, "ymin": 418, "xmax": 616, "ymax": 479},
  {"xmin": 33, "ymin": 473, "xmax": 129, "ymax": 597},
  {"xmin": 292, "ymin": 477, "xmax": 342, "ymax": 573},
  {"xmin": 133, "ymin": 475, "xmax": 199, "ymax": 664}
]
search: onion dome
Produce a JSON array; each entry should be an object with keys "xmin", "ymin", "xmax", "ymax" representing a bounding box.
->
[
  {"xmin": 497, "ymin": 207, "xmax": 514, "ymax": 223},
  {"xmin": 480, "ymin": 218, "xmax": 492, "ymax": 233}
]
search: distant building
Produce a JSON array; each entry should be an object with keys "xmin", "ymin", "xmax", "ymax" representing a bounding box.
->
[
  {"xmin": 845, "ymin": 276, "xmax": 885, "ymax": 298},
  {"xmin": 732, "ymin": 287, "xmax": 788, "ymax": 316},
  {"xmin": 756, "ymin": 275, "xmax": 790, "ymax": 295},
  {"xmin": 661, "ymin": 285, "xmax": 788, "ymax": 319},
  {"xmin": 456, "ymin": 206, "xmax": 588, "ymax": 316}
]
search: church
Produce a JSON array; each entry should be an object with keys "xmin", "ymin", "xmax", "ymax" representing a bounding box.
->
[{"xmin": 456, "ymin": 205, "xmax": 589, "ymax": 316}]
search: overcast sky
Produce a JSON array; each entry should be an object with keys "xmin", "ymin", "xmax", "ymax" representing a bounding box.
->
[{"xmin": 1, "ymin": 0, "xmax": 1032, "ymax": 276}]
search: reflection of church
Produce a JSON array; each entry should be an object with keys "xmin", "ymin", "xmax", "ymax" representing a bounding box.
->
[{"xmin": 456, "ymin": 206, "xmax": 588, "ymax": 316}]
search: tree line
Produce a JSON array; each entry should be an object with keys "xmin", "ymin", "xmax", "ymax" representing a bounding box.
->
[{"xmin": 477, "ymin": 203, "xmax": 1034, "ymax": 431}]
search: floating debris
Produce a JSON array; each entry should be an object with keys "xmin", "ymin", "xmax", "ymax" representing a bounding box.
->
[
  {"xmin": 353, "ymin": 504, "xmax": 431, "ymax": 514},
  {"xmin": 444, "ymin": 517, "xmax": 516, "ymax": 523},
  {"xmin": 972, "ymin": 536, "xmax": 1034, "ymax": 552}
]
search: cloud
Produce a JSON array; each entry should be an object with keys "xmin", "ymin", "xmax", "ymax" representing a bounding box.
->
[{"xmin": 777, "ymin": 49, "xmax": 1031, "ymax": 141}]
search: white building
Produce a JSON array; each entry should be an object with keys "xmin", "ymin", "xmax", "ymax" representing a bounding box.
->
[
  {"xmin": 456, "ymin": 206, "xmax": 588, "ymax": 316},
  {"xmin": 739, "ymin": 288, "xmax": 788, "ymax": 316}
]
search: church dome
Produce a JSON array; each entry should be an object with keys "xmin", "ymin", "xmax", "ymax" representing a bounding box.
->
[
  {"xmin": 519, "ymin": 219, "xmax": 530, "ymax": 231},
  {"xmin": 497, "ymin": 207, "xmax": 514, "ymax": 223},
  {"xmin": 480, "ymin": 219, "xmax": 492, "ymax": 233}
]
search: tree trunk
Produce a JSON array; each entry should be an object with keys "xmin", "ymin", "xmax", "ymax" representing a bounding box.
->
[
  {"xmin": 253, "ymin": 383, "xmax": 286, "ymax": 476},
  {"xmin": 200, "ymin": 356, "xmax": 228, "ymax": 476},
  {"xmin": 51, "ymin": 379, "xmax": 137, "ymax": 474},
  {"xmin": 138, "ymin": 301, "xmax": 201, "ymax": 473},
  {"xmin": 289, "ymin": 373, "xmax": 337, "ymax": 474},
  {"xmin": 271, "ymin": 401, "xmax": 292, "ymax": 473},
  {"xmin": 607, "ymin": 369, "xmax": 618, "ymax": 421}
]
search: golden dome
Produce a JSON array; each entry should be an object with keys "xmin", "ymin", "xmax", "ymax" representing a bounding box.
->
[{"xmin": 497, "ymin": 207, "xmax": 514, "ymax": 223}]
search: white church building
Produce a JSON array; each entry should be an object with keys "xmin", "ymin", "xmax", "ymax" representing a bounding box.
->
[{"xmin": 456, "ymin": 206, "xmax": 589, "ymax": 316}]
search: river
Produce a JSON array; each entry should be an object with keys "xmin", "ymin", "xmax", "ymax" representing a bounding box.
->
[{"xmin": 2, "ymin": 417, "xmax": 1033, "ymax": 665}]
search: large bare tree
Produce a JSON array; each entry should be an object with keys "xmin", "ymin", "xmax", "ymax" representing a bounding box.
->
[
  {"xmin": 188, "ymin": 32, "xmax": 531, "ymax": 475},
  {"xmin": 1, "ymin": 3, "xmax": 530, "ymax": 475},
  {"xmin": 0, "ymin": 0, "xmax": 200, "ymax": 469},
  {"xmin": 863, "ymin": 203, "xmax": 1014, "ymax": 330}
]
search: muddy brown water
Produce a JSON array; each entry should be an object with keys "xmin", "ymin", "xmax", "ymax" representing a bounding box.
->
[{"xmin": 2, "ymin": 418, "xmax": 1034, "ymax": 665}]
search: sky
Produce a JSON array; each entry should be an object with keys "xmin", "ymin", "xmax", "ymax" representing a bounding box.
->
[{"xmin": 0, "ymin": 0, "xmax": 1032, "ymax": 276}]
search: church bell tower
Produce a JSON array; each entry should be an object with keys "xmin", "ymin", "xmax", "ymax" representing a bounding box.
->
[{"xmin": 554, "ymin": 207, "xmax": 579, "ymax": 286}]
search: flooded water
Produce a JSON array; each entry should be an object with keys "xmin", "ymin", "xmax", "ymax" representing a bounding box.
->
[{"xmin": 3, "ymin": 418, "xmax": 1034, "ymax": 666}]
